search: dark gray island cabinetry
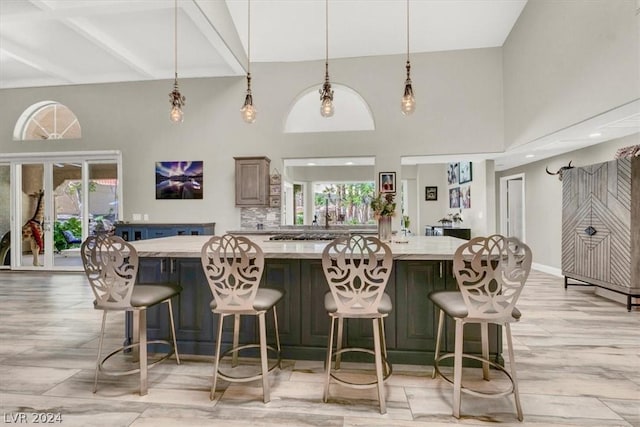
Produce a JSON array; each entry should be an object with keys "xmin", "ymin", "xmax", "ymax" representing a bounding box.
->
[{"xmin": 131, "ymin": 236, "xmax": 503, "ymax": 365}]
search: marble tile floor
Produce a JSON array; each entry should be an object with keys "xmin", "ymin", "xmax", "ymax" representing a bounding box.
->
[{"xmin": 0, "ymin": 270, "xmax": 638, "ymax": 426}]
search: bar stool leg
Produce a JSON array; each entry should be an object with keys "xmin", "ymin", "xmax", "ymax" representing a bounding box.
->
[
  {"xmin": 323, "ymin": 316, "xmax": 336, "ymax": 402},
  {"xmin": 138, "ymin": 309, "xmax": 148, "ymax": 396},
  {"xmin": 506, "ymin": 323, "xmax": 523, "ymax": 421},
  {"xmin": 211, "ymin": 313, "xmax": 225, "ymax": 400},
  {"xmin": 258, "ymin": 312, "xmax": 270, "ymax": 403},
  {"xmin": 232, "ymin": 314, "xmax": 240, "ymax": 368},
  {"xmin": 335, "ymin": 317, "xmax": 344, "ymax": 370},
  {"xmin": 166, "ymin": 300, "xmax": 180, "ymax": 365},
  {"xmin": 379, "ymin": 317, "xmax": 389, "ymax": 377},
  {"xmin": 452, "ymin": 319, "xmax": 464, "ymax": 418},
  {"xmin": 372, "ymin": 317, "xmax": 386, "ymax": 414},
  {"xmin": 272, "ymin": 307, "xmax": 282, "ymax": 368},
  {"xmin": 481, "ymin": 321, "xmax": 490, "ymax": 380},
  {"xmin": 432, "ymin": 309, "xmax": 444, "ymax": 379},
  {"xmin": 93, "ymin": 311, "xmax": 108, "ymax": 393}
]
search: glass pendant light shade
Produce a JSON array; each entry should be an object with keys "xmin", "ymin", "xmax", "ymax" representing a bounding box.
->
[
  {"xmin": 170, "ymin": 105, "xmax": 184, "ymax": 123},
  {"xmin": 401, "ymin": 61, "xmax": 415, "ymax": 116},
  {"xmin": 320, "ymin": 96, "xmax": 334, "ymax": 117},
  {"xmin": 169, "ymin": 77, "xmax": 185, "ymax": 123},
  {"xmin": 241, "ymin": 75, "xmax": 257, "ymax": 123}
]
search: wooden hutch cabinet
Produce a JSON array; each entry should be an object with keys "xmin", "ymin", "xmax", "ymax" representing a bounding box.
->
[{"xmin": 561, "ymin": 157, "xmax": 639, "ymax": 310}]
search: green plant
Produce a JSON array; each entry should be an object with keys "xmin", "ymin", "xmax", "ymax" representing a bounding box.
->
[
  {"xmin": 370, "ymin": 192, "xmax": 396, "ymax": 219},
  {"xmin": 53, "ymin": 218, "xmax": 82, "ymax": 251}
]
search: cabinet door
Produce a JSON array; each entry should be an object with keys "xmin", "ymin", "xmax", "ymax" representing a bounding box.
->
[
  {"xmin": 300, "ymin": 260, "xmax": 331, "ymax": 347},
  {"xmin": 395, "ymin": 260, "xmax": 446, "ymax": 351},
  {"xmin": 235, "ymin": 157, "xmax": 270, "ymax": 206},
  {"xmin": 262, "ymin": 259, "xmax": 301, "ymax": 346}
]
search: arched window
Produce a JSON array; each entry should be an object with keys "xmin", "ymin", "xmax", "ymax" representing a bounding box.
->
[
  {"xmin": 284, "ymin": 84, "xmax": 375, "ymax": 133},
  {"xmin": 13, "ymin": 101, "xmax": 81, "ymax": 141}
]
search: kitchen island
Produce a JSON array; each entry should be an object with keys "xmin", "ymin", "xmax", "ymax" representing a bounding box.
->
[{"xmin": 129, "ymin": 235, "xmax": 503, "ymax": 365}]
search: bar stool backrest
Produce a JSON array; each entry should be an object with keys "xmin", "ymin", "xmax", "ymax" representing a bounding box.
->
[
  {"xmin": 453, "ymin": 235, "xmax": 532, "ymax": 321},
  {"xmin": 201, "ymin": 235, "xmax": 265, "ymax": 312},
  {"xmin": 81, "ymin": 235, "xmax": 139, "ymax": 311},
  {"xmin": 322, "ymin": 235, "xmax": 393, "ymax": 316}
]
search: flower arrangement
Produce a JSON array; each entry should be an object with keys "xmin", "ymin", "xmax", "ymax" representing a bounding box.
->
[
  {"xmin": 371, "ymin": 192, "xmax": 396, "ymax": 219},
  {"xmin": 438, "ymin": 212, "xmax": 463, "ymax": 225}
]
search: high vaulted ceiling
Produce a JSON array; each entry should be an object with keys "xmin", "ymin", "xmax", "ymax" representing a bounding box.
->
[{"xmin": 0, "ymin": 0, "xmax": 527, "ymax": 89}]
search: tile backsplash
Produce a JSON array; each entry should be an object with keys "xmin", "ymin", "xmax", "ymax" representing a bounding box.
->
[{"xmin": 240, "ymin": 207, "xmax": 282, "ymax": 229}]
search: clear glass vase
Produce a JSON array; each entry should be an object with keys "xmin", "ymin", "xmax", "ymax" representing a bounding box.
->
[{"xmin": 378, "ymin": 216, "xmax": 392, "ymax": 242}]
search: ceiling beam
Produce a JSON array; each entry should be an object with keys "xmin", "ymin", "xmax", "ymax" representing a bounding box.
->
[
  {"xmin": 1, "ymin": 0, "xmax": 174, "ymax": 23},
  {"xmin": 0, "ymin": 40, "xmax": 75, "ymax": 84},
  {"xmin": 187, "ymin": 0, "xmax": 246, "ymax": 76}
]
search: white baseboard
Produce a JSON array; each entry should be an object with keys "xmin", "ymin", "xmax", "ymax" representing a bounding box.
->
[{"xmin": 531, "ymin": 263, "xmax": 563, "ymax": 277}]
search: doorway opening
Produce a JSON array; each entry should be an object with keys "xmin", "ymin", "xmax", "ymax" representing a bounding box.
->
[{"xmin": 499, "ymin": 173, "xmax": 526, "ymax": 242}]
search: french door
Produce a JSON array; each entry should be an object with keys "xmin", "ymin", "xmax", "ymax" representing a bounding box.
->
[{"xmin": 4, "ymin": 152, "xmax": 122, "ymax": 271}]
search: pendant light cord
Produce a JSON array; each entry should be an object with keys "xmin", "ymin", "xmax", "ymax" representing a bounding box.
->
[
  {"xmin": 247, "ymin": 0, "xmax": 251, "ymax": 75},
  {"xmin": 174, "ymin": 0, "xmax": 178, "ymax": 81},
  {"xmin": 406, "ymin": 0, "xmax": 410, "ymax": 63},
  {"xmin": 325, "ymin": 0, "xmax": 329, "ymax": 77}
]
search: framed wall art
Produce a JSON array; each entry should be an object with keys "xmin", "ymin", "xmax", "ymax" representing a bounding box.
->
[
  {"xmin": 460, "ymin": 185, "xmax": 471, "ymax": 208},
  {"xmin": 425, "ymin": 186, "xmax": 438, "ymax": 201},
  {"xmin": 155, "ymin": 161, "xmax": 203, "ymax": 200},
  {"xmin": 459, "ymin": 161, "xmax": 473, "ymax": 184},
  {"xmin": 447, "ymin": 162, "xmax": 459, "ymax": 185},
  {"xmin": 449, "ymin": 187, "xmax": 460, "ymax": 208},
  {"xmin": 379, "ymin": 172, "xmax": 396, "ymax": 193}
]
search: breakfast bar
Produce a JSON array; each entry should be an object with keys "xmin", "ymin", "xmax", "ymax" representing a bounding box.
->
[{"xmin": 129, "ymin": 235, "xmax": 503, "ymax": 365}]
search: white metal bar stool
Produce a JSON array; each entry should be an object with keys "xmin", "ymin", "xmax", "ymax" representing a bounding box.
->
[
  {"xmin": 429, "ymin": 234, "xmax": 531, "ymax": 421},
  {"xmin": 321, "ymin": 234, "xmax": 393, "ymax": 414},
  {"xmin": 201, "ymin": 234, "xmax": 284, "ymax": 403},
  {"xmin": 81, "ymin": 235, "xmax": 181, "ymax": 396}
]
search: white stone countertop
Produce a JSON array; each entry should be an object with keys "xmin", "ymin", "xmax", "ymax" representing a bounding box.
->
[{"xmin": 129, "ymin": 235, "xmax": 465, "ymax": 260}]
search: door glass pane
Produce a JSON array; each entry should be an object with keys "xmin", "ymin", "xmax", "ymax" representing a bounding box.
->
[
  {"xmin": 20, "ymin": 164, "xmax": 45, "ymax": 267},
  {"xmin": 52, "ymin": 163, "xmax": 83, "ymax": 268},
  {"xmin": 88, "ymin": 162, "xmax": 118, "ymax": 236},
  {"xmin": 0, "ymin": 164, "xmax": 10, "ymax": 268}
]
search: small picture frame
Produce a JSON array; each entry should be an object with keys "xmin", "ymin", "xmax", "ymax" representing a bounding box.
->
[
  {"xmin": 425, "ymin": 186, "xmax": 438, "ymax": 201},
  {"xmin": 270, "ymin": 173, "xmax": 282, "ymax": 185},
  {"xmin": 270, "ymin": 184, "xmax": 281, "ymax": 195},
  {"xmin": 449, "ymin": 187, "xmax": 460, "ymax": 208},
  {"xmin": 269, "ymin": 196, "xmax": 281, "ymax": 208},
  {"xmin": 447, "ymin": 163, "xmax": 459, "ymax": 185},
  {"xmin": 459, "ymin": 161, "xmax": 473, "ymax": 184},
  {"xmin": 379, "ymin": 172, "xmax": 396, "ymax": 193}
]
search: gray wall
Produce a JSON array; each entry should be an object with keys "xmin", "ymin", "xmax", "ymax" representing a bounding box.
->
[
  {"xmin": 496, "ymin": 134, "xmax": 640, "ymax": 270},
  {"xmin": 503, "ymin": 0, "xmax": 639, "ymax": 148},
  {"xmin": 0, "ymin": 48, "xmax": 504, "ymax": 234}
]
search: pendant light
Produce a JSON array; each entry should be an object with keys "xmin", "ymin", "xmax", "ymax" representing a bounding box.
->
[
  {"xmin": 319, "ymin": 0, "xmax": 334, "ymax": 118},
  {"xmin": 401, "ymin": 0, "xmax": 415, "ymax": 115},
  {"xmin": 169, "ymin": 0, "xmax": 185, "ymax": 123},
  {"xmin": 240, "ymin": 0, "xmax": 256, "ymax": 123}
]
